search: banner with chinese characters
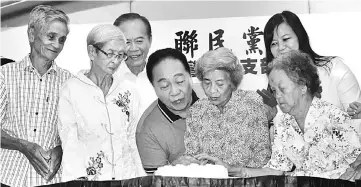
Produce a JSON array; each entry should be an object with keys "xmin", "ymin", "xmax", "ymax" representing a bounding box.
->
[
  {"xmin": 2, "ymin": 12, "xmax": 361, "ymax": 92},
  {"xmin": 149, "ymin": 16, "xmax": 270, "ymax": 91}
]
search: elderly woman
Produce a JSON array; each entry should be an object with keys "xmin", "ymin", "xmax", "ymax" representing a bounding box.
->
[
  {"xmin": 58, "ymin": 24, "xmax": 145, "ymax": 181},
  {"xmin": 181, "ymin": 47, "xmax": 274, "ymax": 173},
  {"xmin": 235, "ymin": 50, "xmax": 361, "ymax": 180}
]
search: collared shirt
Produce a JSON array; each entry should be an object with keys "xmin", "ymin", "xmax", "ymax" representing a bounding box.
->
[
  {"xmin": 59, "ymin": 70, "xmax": 145, "ymax": 181},
  {"xmin": 0, "ymin": 55, "xmax": 72, "ymax": 187},
  {"xmin": 185, "ymin": 90, "xmax": 271, "ymax": 167},
  {"xmin": 136, "ymin": 91, "xmax": 198, "ymax": 170},
  {"xmin": 115, "ymin": 62, "xmax": 157, "ymax": 116},
  {"xmin": 266, "ymin": 97, "xmax": 361, "ymax": 179}
]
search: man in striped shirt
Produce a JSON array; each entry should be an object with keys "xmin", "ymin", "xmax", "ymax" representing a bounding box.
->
[{"xmin": 0, "ymin": 5, "xmax": 72, "ymax": 187}]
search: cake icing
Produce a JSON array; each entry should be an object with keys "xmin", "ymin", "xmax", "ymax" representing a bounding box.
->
[{"xmin": 155, "ymin": 164, "xmax": 229, "ymax": 178}]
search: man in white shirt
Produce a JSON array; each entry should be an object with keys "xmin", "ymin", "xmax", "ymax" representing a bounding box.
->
[
  {"xmin": 1, "ymin": 5, "xmax": 72, "ymax": 187},
  {"xmin": 113, "ymin": 13, "xmax": 157, "ymax": 115}
]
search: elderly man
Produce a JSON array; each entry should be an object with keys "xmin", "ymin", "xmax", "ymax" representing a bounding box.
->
[
  {"xmin": 113, "ymin": 13, "xmax": 157, "ymax": 116},
  {"xmin": 0, "ymin": 5, "xmax": 72, "ymax": 187},
  {"xmin": 136, "ymin": 48, "xmax": 199, "ymax": 173}
]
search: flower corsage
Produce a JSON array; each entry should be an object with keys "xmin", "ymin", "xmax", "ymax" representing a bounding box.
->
[{"xmin": 113, "ymin": 90, "xmax": 131, "ymax": 121}]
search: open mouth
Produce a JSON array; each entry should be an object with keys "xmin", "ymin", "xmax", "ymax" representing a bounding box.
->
[
  {"xmin": 128, "ymin": 54, "xmax": 142, "ymax": 60},
  {"xmin": 172, "ymin": 98, "xmax": 184, "ymax": 105},
  {"xmin": 209, "ymin": 97, "xmax": 219, "ymax": 101}
]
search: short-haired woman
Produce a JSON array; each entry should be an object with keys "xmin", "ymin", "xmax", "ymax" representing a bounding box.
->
[
  {"xmin": 182, "ymin": 47, "xmax": 275, "ymax": 173},
  {"xmin": 58, "ymin": 24, "xmax": 145, "ymax": 181},
  {"xmin": 233, "ymin": 50, "xmax": 361, "ymax": 180}
]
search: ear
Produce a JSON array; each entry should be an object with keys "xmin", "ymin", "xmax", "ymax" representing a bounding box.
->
[
  {"xmin": 301, "ymin": 85, "xmax": 307, "ymax": 95},
  {"xmin": 149, "ymin": 36, "xmax": 153, "ymax": 46},
  {"xmin": 188, "ymin": 75, "xmax": 194, "ymax": 88},
  {"xmin": 28, "ymin": 28, "xmax": 35, "ymax": 43},
  {"xmin": 87, "ymin": 45, "xmax": 96, "ymax": 61}
]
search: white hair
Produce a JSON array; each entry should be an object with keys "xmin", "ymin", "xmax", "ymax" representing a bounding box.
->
[
  {"xmin": 27, "ymin": 5, "xmax": 69, "ymax": 36},
  {"xmin": 86, "ymin": 24, "xmax": 127, "ymax": 48}
]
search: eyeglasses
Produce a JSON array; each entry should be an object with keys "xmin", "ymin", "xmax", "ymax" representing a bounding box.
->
[{"xmin": 92, "ymin": 45, "xmax": 128, "ymax": 61}]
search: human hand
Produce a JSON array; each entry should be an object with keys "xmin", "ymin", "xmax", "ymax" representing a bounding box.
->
[
  {"xmin": 339, "ymin": 167, "xmax": 356, "ymax": 181},
  {"xmin": 20, "ymin": 141, "xmax": 50, "ymax": 179},
  {"xmin": 347, "ymin": 102, "xmax": 361, "ymax": 119},
  {"xmin": 194, "ymin": 153, "xmax": 230, "ymax": 169},
  {"xmin": 45, "ymin": 146, "xmax": 63, "ymax": 181},
  {"xmin": 348, "ymin": 156, "xmax": 361, "ymax": 180},
  {"xmin": 257, "ymin": 89, "xmax": 277, "ymax": 108},
  {"xmin": 171, "ymin": 155, "xmax": 203, "ymax": 166},
  {"xmin": 263, "ymin": 104, "xmax": 278, "ymax": 121},
  {"xmin": 228, "ymin": 167, "xmax": 251, "ymax": 178}
]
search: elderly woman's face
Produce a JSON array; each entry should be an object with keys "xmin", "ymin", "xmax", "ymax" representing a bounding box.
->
[
  {"xmin": 270, "ymin": 23, "xmax": 299, "ymax": 58},
  {"xmin": 202, "ymin": 70, "xmax": 233, "ymax": 109},
  {"xmin": 268, "ymin": 69, "xmax": 304, "ymax": 115},
  {"xmin": 93, "ymin": 40, "xmax": 127, "ymax": 75}
]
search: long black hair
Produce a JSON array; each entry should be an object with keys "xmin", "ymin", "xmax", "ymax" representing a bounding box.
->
[{"xmin": 264, "ymin": 10, "xmax": 333, "ymax": 69}]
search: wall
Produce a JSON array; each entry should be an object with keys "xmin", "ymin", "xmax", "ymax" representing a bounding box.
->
[{"xmin": 1, "ymin": 1, "xmax": 361, "ymax": 93}]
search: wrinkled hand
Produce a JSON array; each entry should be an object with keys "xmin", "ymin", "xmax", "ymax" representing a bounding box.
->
[
  {"xmin": 264, "ymin": 104, "xmax": 277, "ymax": 121},
  {"xmin": 339, "ymin": 167, "xmax": 356, "ymax": 181},
  {"xmin": 228, "ymin": 167, "xmax": 251, "ymax": 178},
  {"xmin": 257, "ymin": 89, "xmax": 277, "ymax": 108},
  {"xmin": 20, "ymin": 141, "xmax": 50, "ymax": 179},
  {"xmin": 45, "ymin": 146, "xmax": 63, "ymax": 181},
  {"xmin": 194, "ymin": 153, "xmax": 230, "ymax": 169},
  {"xmin": 347, "ymin": 102, "xmax": 361, "ymax": 119},
  {"xmin": 171, "ymin": 155, "xmax": 203, "ymax": 166},
  {"xmin": 348, "ymin": 155, "xmax": 361, "ymax": 180}
]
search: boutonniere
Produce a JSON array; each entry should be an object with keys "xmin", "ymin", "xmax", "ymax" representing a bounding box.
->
[
  {"xmin": 85, "ymin": 151, "xmax": 105, "ymax": 181},
  {"xmin": 113, "ymin": 90, "xmax": 131, "ymax": 121}
]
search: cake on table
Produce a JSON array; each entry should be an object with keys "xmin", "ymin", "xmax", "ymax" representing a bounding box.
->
[{"xmin": 154, "ymin": 163, "xmax": 229, "ymax": 178}]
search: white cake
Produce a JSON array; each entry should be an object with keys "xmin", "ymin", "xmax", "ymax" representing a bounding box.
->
[{"xmin": 155, "ymin": 164, "xmax": 229, "ymax": 178}]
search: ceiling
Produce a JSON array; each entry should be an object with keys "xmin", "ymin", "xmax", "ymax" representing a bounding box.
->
[{"xmin": 1, "ymin": 0, "xmax": 66, "ymax": 19}]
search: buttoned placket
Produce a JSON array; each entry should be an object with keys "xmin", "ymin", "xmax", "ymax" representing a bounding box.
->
[
  {"xmin": 28, "ymin": 68, "xmax": 44, "ymax": 141},
  {"xmin": 94, "ymin": 81, "xmax": 118, "ymax": 180}
]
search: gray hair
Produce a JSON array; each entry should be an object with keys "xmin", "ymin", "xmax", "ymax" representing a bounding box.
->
[
  {"xmin": 267, "ymin": 50, "xmax": 322, "ymax": 98},
  {"xmin": 87, "ymin": 24, "xmax": 127, "ymax": 49},
  {"xmin": 27, "ymin": 5, "xmax": 69, "ymax": 36},
  {"xmin": 195, "ymin": 47, "xmax": 244, "ymax": 89}
]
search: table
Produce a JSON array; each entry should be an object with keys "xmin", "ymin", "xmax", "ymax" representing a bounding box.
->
[{"xmin": 36, "ymin": 175, "xmax": 361, "ymax": 187}]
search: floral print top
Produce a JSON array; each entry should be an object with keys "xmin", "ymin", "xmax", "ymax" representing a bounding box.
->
[
  {"xmin": 58, "ymin": 70, "xmax": 146, "ymax": 181},
  {"xmin": 265, "ymin": 97, "xmax": 361, "ymax": 179},
  {"xmin": 185, "ymin": 90, "xmax": 271, "ymax": 167}
]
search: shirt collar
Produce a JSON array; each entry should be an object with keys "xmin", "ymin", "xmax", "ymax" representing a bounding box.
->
[
  {"xmin": 157, "ymin": 90, "xmax": 199, "ymax": 123},
  {"xmin": 23, "ymin": 54, "xmax": 58, "ymax": 74}
]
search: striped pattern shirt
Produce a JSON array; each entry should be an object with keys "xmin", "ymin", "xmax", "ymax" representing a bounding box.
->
[{"xmin": 0, "ymin": 55, "xmax": 72, "ymax": 187}]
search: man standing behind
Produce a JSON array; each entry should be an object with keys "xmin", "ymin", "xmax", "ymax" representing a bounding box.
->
[
  {"xmin": 136, "ymin": 48, "xmax": 199, "ymax": 172},
  {"xmin": 0, "ymin": 5, "xmax": 72, "ymax": 187},
  {"xmin": 113, "ymin": 13, "xmax": 157, "ymax": 115}
]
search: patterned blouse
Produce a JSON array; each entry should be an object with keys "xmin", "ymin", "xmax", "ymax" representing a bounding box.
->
[
  {"xmin": 185, "ymin": 90, "xmax": 271, "ymax": 167},
  {"xmin": 265, "ymin": 97, "xmax": 361, "ymax": 179}
]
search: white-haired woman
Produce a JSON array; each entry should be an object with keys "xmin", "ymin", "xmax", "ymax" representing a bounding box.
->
[
  {"xmin": 181, "ymin": 47, "xmax": 275, "ymax": 174},
  {"xmin": 58, "ymin": 24, "xmax": 146, "ymax": 181}
]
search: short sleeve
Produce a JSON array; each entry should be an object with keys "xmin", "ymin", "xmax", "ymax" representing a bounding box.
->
[{"xmin": 136, "ymin": 123, "xmax": 168, "ymax": 168}]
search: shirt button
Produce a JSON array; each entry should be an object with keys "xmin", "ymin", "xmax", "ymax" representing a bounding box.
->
[
  {"xmin": 35, "ymin": 112, "xmax": 38, "ymax": 115},
  {"xmin": 34, "ymin": 129, "xmax": 37, "ymax": 132},
  {"xmin": 40, "ymin": 79, "xmax": 42, "ymax": 81}
]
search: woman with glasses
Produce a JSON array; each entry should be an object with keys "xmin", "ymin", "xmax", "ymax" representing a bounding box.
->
[{"xmin": 58, "ymin": 24, "xmax": 146, "ymax": 181}]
